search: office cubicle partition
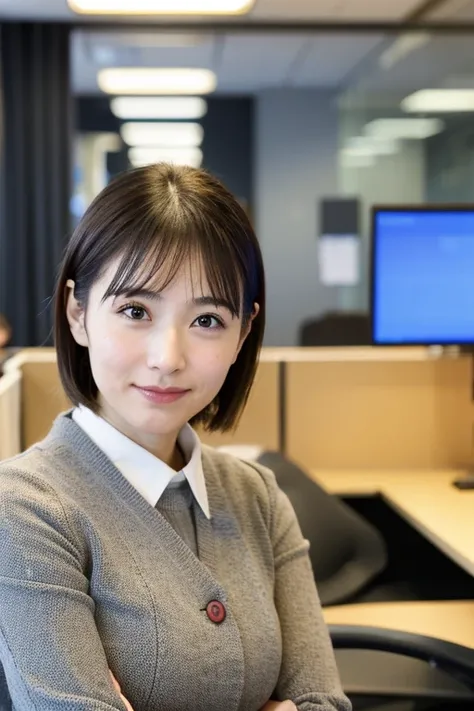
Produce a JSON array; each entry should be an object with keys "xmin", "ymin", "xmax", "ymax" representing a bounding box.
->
[
  {"xmin": 285, "ymin": 351, "xmax": 474, "ymax": 470},
  {"xmin": 3, "ymin": 347, "xmax": 474, "ymax": 472},
  {"xmin": 0, "ymin": 367, "xmax": 21, "ymax": 459},
  {"xmin": 6, "ymin": 349, "xmax": 280, "ymax": 453}
]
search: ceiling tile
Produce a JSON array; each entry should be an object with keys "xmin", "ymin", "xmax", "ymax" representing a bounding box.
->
[
  {"xmin": 251, "ymin": 0, "xmax": 427, "ymax": 21},
  {"xmin": 216, "ymin": 33, "xmax": 313, "ymax": 92},
  {"xmin": 294, "ymin": 34, "xmax": 384, "ymax": 87}
]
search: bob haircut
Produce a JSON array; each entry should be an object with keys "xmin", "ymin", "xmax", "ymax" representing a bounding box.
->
[{"xmin": 54, "ymin": 162, "xmax": 265, "ymax": 432}]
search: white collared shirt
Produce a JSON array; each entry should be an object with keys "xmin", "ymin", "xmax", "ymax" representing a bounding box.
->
[{"xmin": 72, "ymin": 405, "xmax": 210, "ymax": 518}]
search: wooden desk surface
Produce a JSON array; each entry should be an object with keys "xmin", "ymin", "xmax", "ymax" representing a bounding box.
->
[
  {"xmin": 323, "ymin": 600, "xmax": 474, "ymax": 650},
  {"xmin": 310, "ymin": 469, "xmax": 474, "ymax": 578}
]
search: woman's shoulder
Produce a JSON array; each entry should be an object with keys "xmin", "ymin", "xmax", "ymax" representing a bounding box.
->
[
  {"xmin": 0, "ymin": 411, "xmax": 89, "ymax": 499},
  {"xmin": 0, "ymin": 444, "xmax": 64, "ymax": 503},
  {"xmin": 0, "ymin": 444, "xmax": 88, "ymax": 573}
]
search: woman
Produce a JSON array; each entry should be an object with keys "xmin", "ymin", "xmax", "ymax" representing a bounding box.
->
[{"xmin": 0, "ymin": 164, "xmax": 351, "ymax": 711}]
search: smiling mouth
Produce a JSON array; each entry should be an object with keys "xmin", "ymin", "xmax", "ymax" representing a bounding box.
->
[
  {"xmin": 137, "ymin": 386, "xmax": 189, "ymax": 393},
  {"xmin": 133, "ymin": 385, "xmax": 190, "ymax": 404}
]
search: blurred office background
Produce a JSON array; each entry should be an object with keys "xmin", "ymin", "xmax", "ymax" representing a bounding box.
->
[{"xmin": 3, "ymin": 1, "xmax": 474, "ymax": 346}]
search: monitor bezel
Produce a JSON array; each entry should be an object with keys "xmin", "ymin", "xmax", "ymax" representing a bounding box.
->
[{"xmin": 370, "ymin": 203, "xmax": 474, "ymax": 347}]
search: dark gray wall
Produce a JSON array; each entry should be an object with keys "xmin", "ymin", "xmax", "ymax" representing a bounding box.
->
[
  {"xmin": 255, "ymin": 89, "xmax": 341, "ymax": 347},
  {"xmin": 201, "ymin": 97, "xmax": 253, "ymax": 210},
  {"xmin": 75, "ymin": 95, "xmax": 254, "ymax": 209}
]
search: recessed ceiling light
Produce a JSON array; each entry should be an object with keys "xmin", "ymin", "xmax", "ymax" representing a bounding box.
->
[
  {"xmin": 128, "ymin": 146, "xmax": 203, "ymax": 168},
  {"xmin": 98, "ymin": 68, "xmax": 217, "ymax": 95},
  {"xmin": 364, "ymin": 118, "xmax": 444, "ymax": 140},
  {"xmin": 110, "ymin": 97, "xmax": 208, "ymax": 120},
  {"xmin": 378, "ymin": 33, "xmax": 430, "ymax": 71},
  {"xmin": 69, "ymin": 0, "xmax": 254, "ymax": 15},
  {"xmin": 401, "ymin": 89, "xmax": 474, "ymax": 112},
  {"xmin": 346, "ymin": 136, "xmax": 399, "ymax": 155},
  {"xmin": 340, "ymin": 153, "xmax": 375, "ymax": 168},
  {"xmin": 121, "ymin": 122, "xmax": 204, "ymax": 147}
]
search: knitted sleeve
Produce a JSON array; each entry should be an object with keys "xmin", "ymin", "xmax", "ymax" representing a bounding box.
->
[
  {"xmin": 255, "ymin": 463, "xmax": 352, "ymax": 711},
  {"xmin": 0, "ymin": 466, "xmax": 128, "ymax": 710}
]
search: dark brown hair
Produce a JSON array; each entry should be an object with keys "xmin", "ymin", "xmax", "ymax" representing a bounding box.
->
[{"xmin": 54, "ymin": 163, "xmax": 265, "ymax": 432}]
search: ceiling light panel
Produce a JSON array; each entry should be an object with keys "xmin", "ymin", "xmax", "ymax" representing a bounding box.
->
[
  {"xmin": 69, "ymin": 0, "xmax": 254, "ymax": 15},
  {"xmin": 98, "ymin": 68, "xmax": 217, "ymax": 95},
  {"xmin": 346, "ymin": 136, "xmax": 399, "ymax": 155},
  {"xmin": 111, "ymin": 97, "xmax": 208, "ymax": 119},
  {"xmin": 364, "ymin": 118, "xmax": 444, "ymax": 140},
  {"xmin": 402, "ymin": 89, "xmax": 474, "ymax": 112},
  {"xmin": 121, "ymin": 122, "xmax": 204, "ymax": 147},
  {"xmin": 128, "ymin": 146, "xmax": 203, "ymax": 168},
  {"xmin": 378, "ymin": 33, "xmax": 431, "ymax": 71},
  {"xmin": 340, "ymin": 153, "xmax": 376, "ymax": 168}
]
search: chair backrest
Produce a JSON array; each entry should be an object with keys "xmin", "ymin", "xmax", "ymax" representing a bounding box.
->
[
  {"xmin": 0, "ymin": 663, "xmax": 11, "ymax": 711},
  {"xmin": 299, "ymin": 312, "xmax": 371, "ymax": 346},
  {"xmin": 258, "ymin": 451, "xmax": 387, "ymax": 606}
]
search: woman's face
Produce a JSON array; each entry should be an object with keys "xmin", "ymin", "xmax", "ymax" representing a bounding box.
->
[{"xmin": 67, "ymin": 254, "xmax": 256, "ymax": 453}]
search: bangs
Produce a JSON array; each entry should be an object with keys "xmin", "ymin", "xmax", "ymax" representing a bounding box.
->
[{"xmin": 99, "ymin": 212, "xmax": 247, "ymax": 319}]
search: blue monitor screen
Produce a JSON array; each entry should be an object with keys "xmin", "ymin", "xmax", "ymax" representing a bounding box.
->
[{"xmin": 372, "ymin": 209, "xmax": 474, "ymax": 344}]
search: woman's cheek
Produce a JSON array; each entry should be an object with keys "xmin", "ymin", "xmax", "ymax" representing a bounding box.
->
[
  {"xmin": 97, "ymin": 328, "xmax": 138, "ymax": 368},
  {"xmin": 202, "ymin": 347, "xmax": 237, "ymax": 382}
]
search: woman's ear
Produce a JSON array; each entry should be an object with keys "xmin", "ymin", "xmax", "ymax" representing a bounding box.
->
[
  {"xmin": 65, "ymin": 280, "xmax": 89, "ymax": 347},
  {"xmin": 232, "ymin": 303, "xmax": 260, "ymax": 364}
]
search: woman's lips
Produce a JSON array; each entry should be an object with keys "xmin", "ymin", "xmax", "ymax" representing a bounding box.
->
[{"xmin": 133, "ymin": 385, "xmax": 190, "ymax": 404}]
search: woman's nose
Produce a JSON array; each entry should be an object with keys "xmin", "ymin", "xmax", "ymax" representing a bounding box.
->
[{"xmin": 147, "ymin": 327, "xmax": 186, "ymax": 373}]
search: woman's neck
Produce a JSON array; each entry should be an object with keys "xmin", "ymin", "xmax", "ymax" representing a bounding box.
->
[
  {"xmin": 169, "ymin": 442, "xmax": 186, "ymax": 472},
  {"xmin": 96, "ymin": 400, "xmax": 186, "ymax": 471}
]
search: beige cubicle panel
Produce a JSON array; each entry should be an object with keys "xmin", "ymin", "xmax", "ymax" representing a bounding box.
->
[
  {"xmin": 198, "ymin": 360, "xmax": 280, "ymax": 450},
  {"xmin": 15, "ymin": 349, "xmax": 70, "ymax": 449},
  {"xmin": 13, "ymin": 349, "xmax": 279, "ymax": 452},
  {"xmin": 285, "ymin": 349, "xmax": 473, "ymax": 471},
  {"xmin": 10, "ymin": 346, "xmax": 473, "ymax": 468},
  {"xmin": 0, "ymin": 368, "xmax": 22, "ymax": 459}
]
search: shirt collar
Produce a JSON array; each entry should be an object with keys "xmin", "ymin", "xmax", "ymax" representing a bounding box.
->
[{"xmin": 72, "ymin": 405, "xmax": 210, "ymax": 519}]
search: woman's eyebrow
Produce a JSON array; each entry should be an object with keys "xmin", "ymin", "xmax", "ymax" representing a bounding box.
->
[
  {"xmin": 193, "ymin": 296, "xmax": 235, "ymax": 312},
  {"xmin": 117, "ymin": 288, "xmax": 162, "ymax": 302},
  {"xmin": 114, "ymin": 289, "xmax": 235, "ymax": 312},
  {"xmin": 111, "ymin": 288, "xmax": 162, "ymax": 304}
]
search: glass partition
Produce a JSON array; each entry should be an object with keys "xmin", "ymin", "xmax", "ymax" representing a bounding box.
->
[{"xmin": 71, "ymin": 21, "xmax": 474, "ymax": 344}]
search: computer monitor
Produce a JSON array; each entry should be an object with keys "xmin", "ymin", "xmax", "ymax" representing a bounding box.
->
[{"xmin": 371, "ymin": 205, "xmax": 474, "ymax": 346}]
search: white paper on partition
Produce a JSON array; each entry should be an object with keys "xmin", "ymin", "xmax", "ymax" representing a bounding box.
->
[{"xmin": 318, "ymin": 234, "xmax": 359, "ymax": 286}]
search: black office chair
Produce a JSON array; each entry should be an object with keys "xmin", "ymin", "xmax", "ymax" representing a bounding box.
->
[
  {"xmin": 257, "ymin": 451, "xmax": 388, "ymax": 606},
  {"xmin": 0, "ymin": 664, "xmax": 10, "ymax": 711},
  {"xmin": 258, "ymin": 450, "xmax": 474, "ymax": 606},
  {"xmin": 299, "ymin": 311, "xmax": 372, "ymax": 346},
  {"xmin": 329, "ymin": 625, "xmax": 474, "ymax": 709}
]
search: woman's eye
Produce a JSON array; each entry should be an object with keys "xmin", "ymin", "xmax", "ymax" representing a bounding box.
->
[
  {"xmin": 121, "ymin": 305, "xmax": 149, "ymax": 321},
  {"xmin": 194, "ymin": 314, "xmax": 223, "ymax": 330}
]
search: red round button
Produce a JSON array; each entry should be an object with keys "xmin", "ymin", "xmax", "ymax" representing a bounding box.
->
[{"xmin": 206, "ymin": 600, "xmax": 226, "ymax": 624}]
